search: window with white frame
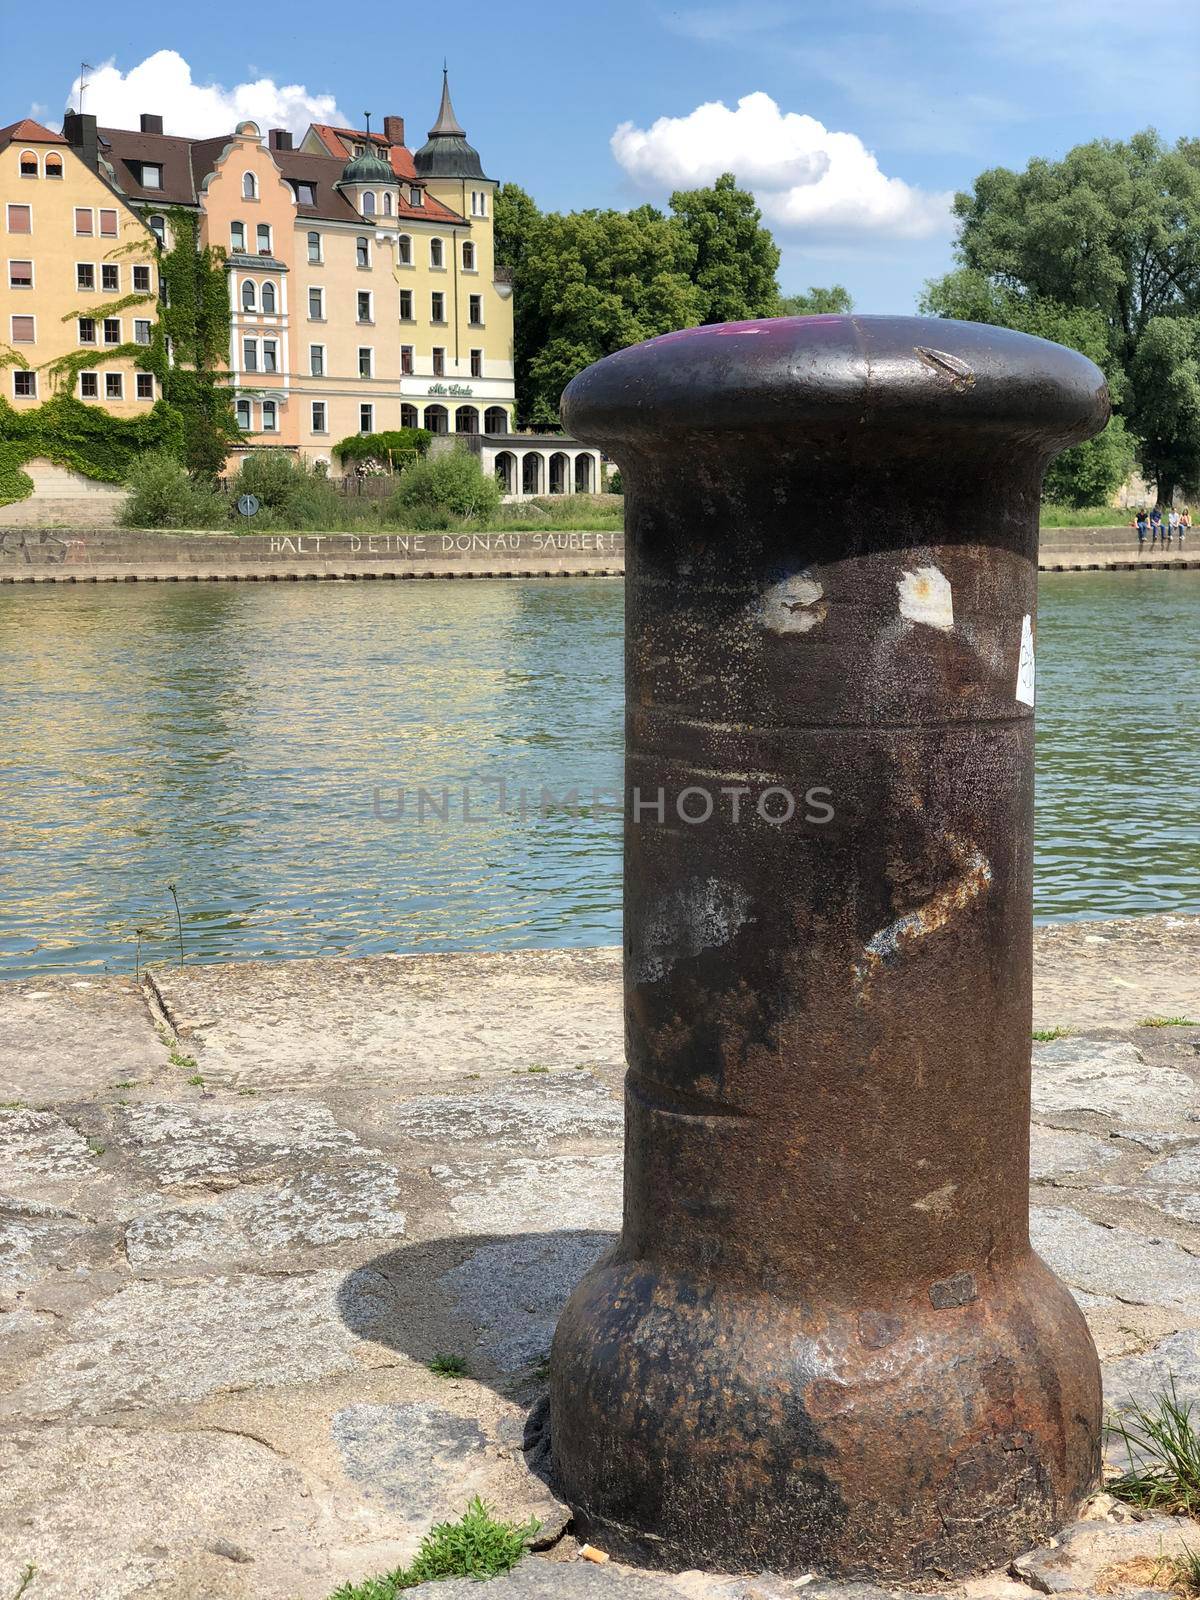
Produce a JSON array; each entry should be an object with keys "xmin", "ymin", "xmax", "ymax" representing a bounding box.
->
[
  {"xmin": 13, "ymin": 370, "xmax": 36, "ymax": 397},
  {"xmin": 362, "ymin": 191, "xmax": 376, "ymax": 216},
  {"xmin": 307, "ymin": 231, "xmax": 321, "ymax": 263},
  {"xmin": 236, "ymin": 399, "xmax": 252, "ymax": 430},
  {"xmin": 134, "ymin": 319, "xmax": 152, "ymax": 345},
  {"xmin": 230, "ymin": 221, "xmax": 246, "ymax": 252},
  {"xmin": 462, "ymin": 240, "xmax": 475, "ymax": 270},
  {"xmin": 243, "ymin": 171, "xmax": 258, "ymax": 200},
  {"xmin": 133, "ymin": 265, "xmax": 152, "ymax": 292},
  {"xmin": 399, "ymin": 288, "xmax": 413, "ymax": 320},
  {"xmin": 77, "ymin": 317, "xmax": 96, "ymax": 344},
  {"xmin": 8, "ymin": 204, "xmax": 32, "ymax": 233},
  {"xmin": 397, "ymin": 234, "xmax": 412, "ymax": 265},
  {"xmin": 9, "ymin": 259, "xmax": 33, "ymax": 288},
  {"xmin": 148, "ymin": 214, "xmax": 165, "ymax": 243},
  {"xmin": 80, "ymin": 371, "xmax": 98, "ymax": 398},
  {"xmin": 429, "ymin": 237, "xmax": 444, "ymax": 268},
  {"xmin": 311, "ymin": 400, "xmax": 327, "ymax": 433},
  {"xmin": 357, "ymin": 290, "xmax": 373, "ymax": 323},
  {"xmin": 409, "ymin": 186, "xmax": 423, "ymax": 206},
  {"xmin": 470, "ymin": 347, "xmax": 482, "ymax": 378},
  {"xmin": 256, "ymin": 223, "xmax": 271, "ymax": 254},
  {"xmin": 243, "ymin": 336, "xmax": 258, "ymax": 372},
  {"xmin": 139, "ymin": 164, "xmax": 162, "ymax": 190},
  {"xmin": 356, "ymin": 236, "xmax": 370, "ymax": 268},
  {"xmin": 19, "ymin": 151, "xmax": 37, "ymax": 177},
  {"xmin": 308, "ymin": 286, "xmax": 324, "ymax": 320},
  {"xmin": 102, "ymin": 263, "xmax": 119, "ymax": 292},
  {"xmin": 136, "ymin": 373, "xmax": 154, "ymax": 400},
  {"xmin": 262, "ymin": 338, "xmax": 278, "ymax": 373},
  {"xmin": 45, "ymin": 153, "xmax": 63, "ymax": 179},
  {"xmin": 358, "ymin": 346, "xmax": 373, "ymax": 378},
  {"xmin": 10, "ymin": 315, "xmax": 34, "ymax": 344},
  {"xmin": 310, "ymin": 344, "xmax": 325, "ymax": 376},
  {"xmin": 383, "ymin": 191, "xmax": 393, "ymax": 216},
  {"xmin": 432, "ymin": 346, "xmax": 445, "ymax": 377},
  {"xmin": 400, "ymin": 344, "xmax": 413, "ymax": 375},
  {"xmin": 261, "ymin": 399, "xmax": 278, "ymax": 431},
  {"xmin": 74, "ymin": 208, "xmax": 93, "ymax": 235},
  {"xmin": 431, "ymin": 291, "xmax": 445, "ymax": 322},
  {"xmin": 99, "ymin": 210, "xmax": 117, "ymax": 237},
  {"xmin": 242, "ymin": 280, "xmax": 257, "ymax": 312},
  {"xmin": 76, "ymin": 262, "xmax": 95, "ymax": 290},
  {"xmin": 105, "ymin": 373, "xmax": 123, "ymax": 399},
  {"xmin": 468, "ymin": 294, "xmax": 482, "ymax": 326},
  {"xmin": 261, "ymin": 281, "xmax": 277, "ymax": 314},
  {"xmin": 360, "ymin": 402, "xmax": 374, "ymax": 434}
]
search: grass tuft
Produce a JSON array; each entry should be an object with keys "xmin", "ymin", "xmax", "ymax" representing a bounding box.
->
[
  {"xmin": 1107, "ymin": 1379, "xmax": 1200, "ymax": 1517},
  {"xmin": 11, "ymin": 1564, "xmax": 36, "ymax": 1600},
  {"xmin": 1168, "ymin": 1542, "xmax": 1200, "ymax": 1597},
  {"xmin": 1140, "ymin": 1016, "xmax": 1198, "ymax": 1029},
  {"xmin": 427, "ymin": 1353, "xmax": 470, "ymax": 1379},
  {"xmin": 327, "ymin": 1497, "xmax": 538, "ymax": 1598},
  {"xmin": 1033, "ymin": 1026, "xmax": 1073, "ymax": 1042}
]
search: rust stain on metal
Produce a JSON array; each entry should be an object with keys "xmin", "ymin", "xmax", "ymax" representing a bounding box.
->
[{"xmin": 550, "ymin": 314, "xmax": 1108, "ymax": 1582}]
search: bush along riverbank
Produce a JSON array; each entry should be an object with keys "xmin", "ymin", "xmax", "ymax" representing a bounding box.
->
[{"xmin": 122, "ymin": 448, "xmax": 623, "ymax": 536}]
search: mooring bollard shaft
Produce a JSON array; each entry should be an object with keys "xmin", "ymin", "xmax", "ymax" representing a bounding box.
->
[{"xmin": 550, "ymin": 316, "xmax": 1110, "ymax": 1579}]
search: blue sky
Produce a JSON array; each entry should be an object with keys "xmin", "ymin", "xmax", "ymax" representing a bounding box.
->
[{"xmin": 4, "ymin": 0, "xmax": 1198, "ymax": 312}]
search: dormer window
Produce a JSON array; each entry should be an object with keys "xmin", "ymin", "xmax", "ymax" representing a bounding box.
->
[
  {"xmin": 362, "ymin": 191, "xmax": 376, "ymax": 216},
  {"xmin": 243, "ymin": 171, "xmax": 258, "ymax": 200},
  {"xmin": 140, "ymin": 163, "xmax": 162, "ymax": 190},
  {"xmin": 293, "ymin": 181, "xmax": 316, "ymax": 205},
  {"xmin": 409, "ymin": 186, "xmax": 423, "ymax": 207}
]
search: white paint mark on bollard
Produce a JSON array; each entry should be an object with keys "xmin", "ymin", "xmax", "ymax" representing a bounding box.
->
[{"xmin": 897, "ymin": 566, "xmax": 954, "ymax": 632}]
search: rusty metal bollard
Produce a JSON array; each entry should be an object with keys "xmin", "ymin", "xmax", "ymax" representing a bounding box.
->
[{"xmin": 550, "ymin": 316, "xmax": 1110, "ymax": 1580}]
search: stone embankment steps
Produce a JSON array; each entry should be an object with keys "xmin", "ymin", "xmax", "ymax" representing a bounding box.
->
[
  {"xmin": 2, "ymin": 526, "xmax": 1196, "ymax": 582},
  {"xmin": 1, "ymin": 917, "xmax": 1199, "ymax": 1597}
]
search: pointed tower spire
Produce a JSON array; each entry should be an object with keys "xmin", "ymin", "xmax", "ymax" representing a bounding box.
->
[{"xmin": 429, "ymin": 67, "xmax": 466, "ymax": 138}]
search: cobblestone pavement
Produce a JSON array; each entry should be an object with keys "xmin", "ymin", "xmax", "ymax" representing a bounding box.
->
[{"xmin": 1, "ymin": 922, "xmax": 1198, "ymax": 1599}]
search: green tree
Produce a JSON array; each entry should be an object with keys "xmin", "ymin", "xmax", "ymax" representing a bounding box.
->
[
  {"xmin": 778, "ymin": 286, "xmax": 853, "ymax": 316},
  {"xmin": 670, "ymin": 172, "xmax": 780, "ymax": 324},
  {"xmin": 923, "ymin": 131, "xmax": 1200, "ymax": 503},
  {"xmin": 493, "ymin": 182, "xmax": 542, "ymax": 275}
]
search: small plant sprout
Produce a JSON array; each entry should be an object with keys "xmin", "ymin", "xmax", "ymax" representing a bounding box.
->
[
  {"xmin": 1170, "ymin": 1541, "xmax": 1200, "ymax": 1597},
  {"xmin": 327, "ymin": 1498, "xmax": 539, "ymax": 1598},
  {"xmin": 1106, "ymin": 1379, "xmax": 1200, "ymax": 1516},
  {"xmin": 427, "ymin": 1353, "xmax": 470, "ymax": 1378},
  {"xmin": 1032, "ymin": 1026, "xmax": 1072, "ymax": 1042},
  {"xmin": 186, "ymin": 1074, "xmax": 204, "ymax": 1088},
  {"xmin": 167, "ymin": 882, "xmax": 185, "ymax": 968},
  {"xmin": 12, "ymin": 1564, "xmax": 37, "ymax": 1600},
  {"xmin": 1140, "ymin": 1016, "xmax": 1198, "ymax": 1029}
]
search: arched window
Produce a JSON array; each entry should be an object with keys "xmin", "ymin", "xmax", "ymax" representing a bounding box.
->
[
  {"xmin": 256, "ymin": 222, "xmax": 271, "ymax": 254},
  {"xmin": 429, "ymin": 238, "xmax": 444, "ymax": 269},
  {"xmin": 397, "ymin": 234, "xmax": 412, "ymax": 265},
  {"xmin": 484, "ymin": 406, "xmax": 507, "ymax": 435},
  {"xmin": 19, "ymin": 151, "xmax": 38, "ymax": 177},
  {"xmin": 495, "ymin": 452, "xmax": 515, "ymax": 494},
  {"xmin": 362, "ymin": 191, "xmax": 376, "ymax": 216},
  {"xmin": 44, "ymin": 154, "xmax": 63, "ymax": 179},
  {"xmin": 549, "ymin": 452, "xmax": 569, "ymax": 494},
  {"xmin": 455, "ymin": 406, "xmax": 479, "ymax": 434},
  {"xmin": 574, "ymin": 454, "xmax": 593, "ymax": 494},
  {"xmin": 230, "ymin": 221, "xmax": 246, "ymax": 252},
  {"xmin": 424, "ymin": 404, "xmax": 448, "ymax": 435},
  {"xmin": 382, "ymin": 191, "xmax": 393, "ymax": 216},
  {"xmin": 261, "ymin": 281, "xmax": 277, "ymax": 314},
  {"xmin": 307, "ymin": 231, "xmax": 321, "ymax": 264},
  {"xmin": 242, "ymin": 171, "xmax": 258, "ymax": 199},
  {"xmin": 522, "ymin": 453, "xmax": 542, "ymax": 496},
  {"xmin": 148, "ymin": 214, "xmax": 166, "ymax": 243},
  {"xmin": 400, "ymin": 403, "xmax": 418, "ymax": 429},
  {"xmin": 462, "ymin": 241, "xmax": 476, "ymax": 270},
  {"xmin": 241, "ymin": 279, "xmax": 257, "ymax": 312}
]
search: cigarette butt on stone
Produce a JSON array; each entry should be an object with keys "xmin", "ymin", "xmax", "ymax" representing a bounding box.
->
[{"xmin": 579, "ymin": 1545, "xmax": 610, "ymax": 1564}]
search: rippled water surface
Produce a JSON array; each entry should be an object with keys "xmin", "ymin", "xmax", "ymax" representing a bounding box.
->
[{"xmin": 0, "ymin": 572, "xmax": 1196, "ymax": 979}]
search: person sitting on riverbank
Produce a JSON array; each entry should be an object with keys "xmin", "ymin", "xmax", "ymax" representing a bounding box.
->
[
  {"xmin": 1181, "ymin": 509, "xmax": 1191, "ymax": 547},
  {"xmin": 1135, "ymin": 509, "xmax": 1148, "ymax": 549},
  {"xmin": 1150, "ymin": 507, "xmax": 1164, "ymax": 544},
  {"xmin": 1168, "ymin": 508, "xmax": 1180, "ymax": 545}
]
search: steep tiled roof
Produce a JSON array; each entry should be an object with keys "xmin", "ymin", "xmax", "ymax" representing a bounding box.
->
[
  {"xmin": 97, "ymin": 126, "xmax": 201, "ymax": 205},
  {"xmin": 272, "ymin": 148, "xmax": 467, "ymax": 226},
  {"xmin": 308, "ymin": 124, "xmax": 417, "ymax": 181},
  {"xmin": 0, "ymin": 117, "xmax": 66, "ymax": 150}
]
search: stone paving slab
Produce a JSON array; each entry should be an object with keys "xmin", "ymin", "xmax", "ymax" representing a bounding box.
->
[{"xmin": 1, "ymin": 924, "xmax": 1199, "ymax": 1600}]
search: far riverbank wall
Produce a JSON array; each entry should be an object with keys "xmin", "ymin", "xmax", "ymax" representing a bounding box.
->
[{"xmin": 0, "ymin": 525, "xmax": 1193, "ymax": 581}]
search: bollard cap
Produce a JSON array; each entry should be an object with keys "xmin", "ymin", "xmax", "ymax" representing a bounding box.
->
[{"xmin": 561, "ymin": 314, "xmax": 1109, "ymax": 460}]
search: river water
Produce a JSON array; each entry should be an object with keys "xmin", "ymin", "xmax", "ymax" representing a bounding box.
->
[{"xmin": 1, "ymin": 572, "xmax": 1196, "ymax": 980}]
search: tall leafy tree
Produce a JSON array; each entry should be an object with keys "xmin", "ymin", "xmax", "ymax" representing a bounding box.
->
[
  {"xmin": 923, "ymin": 131, "xmax": 1200, "ymax": 503},
  {"xmin": 778, "ymin": 286, "xmax": 853, "ymax": 316},
  {"xmin": 670, "ymin": 172, "xmax": 780, "ymax": 324}
]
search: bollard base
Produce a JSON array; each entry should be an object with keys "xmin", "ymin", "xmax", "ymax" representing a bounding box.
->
[{"xmin": 550, "ymin": 1246, "xmax": 1100, "ymax": 1581}]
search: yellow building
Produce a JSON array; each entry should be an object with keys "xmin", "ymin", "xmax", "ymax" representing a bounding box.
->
[
  {"xmin": 1, "ymin": 118, "xmax": 161, "ymax": 415},
  {"xmin": 58, "ymin": 74, "xmax": 515, "ymax": 468}
]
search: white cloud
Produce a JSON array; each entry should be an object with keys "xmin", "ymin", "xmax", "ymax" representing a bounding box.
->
[
  {"xmin": 65, "ymin": 51, "xmax": 347, "ymax": 139},
  {"xmin": 611, "ymin": 91, "xmax": 953, "ymax": 240}
]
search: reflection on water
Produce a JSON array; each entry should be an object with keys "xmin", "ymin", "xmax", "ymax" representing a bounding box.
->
[{"xmin": 0, "ymin": 572, "xmax": 1196, "ymax": 979}]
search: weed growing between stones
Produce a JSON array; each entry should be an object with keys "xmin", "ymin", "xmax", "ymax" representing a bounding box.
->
[
  {"xmin": 328, "ymin": 1498, "xmax": 539, "ymax": 1598},
  {"xmin": 156, "ymin": 1025, "xmax": 198, "ymax": 1074},
  {"xmin": 10, "ymin": 1564, "xmax": 36, "ymax": 1600},
  {"xmin": 1108, "ymin": 1379, "xmax": 1200, "ymax": 1516},
  {"xmin": 1033, "ymin": 1026, "xmax": 1073, "ymax": 1041},
  {"xmin": 1164, "ymin": 1541, "xmax": 1200, "ymax": 1597},
  {"xmin": 1140, "ymin": 1017, "xmax": 1198, "ymax": 1029},
  {"xmin": 427, "ymin": 1353, "xmax": 471, "ymax": 1378}
]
